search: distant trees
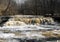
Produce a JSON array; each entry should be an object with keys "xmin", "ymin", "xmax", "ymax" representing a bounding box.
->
[
  {"xmin": 0, "ymin": 0, "xmax": 60, "ymax": 16},
  {"xmin": 17, "ymin": 0, "xmax": 58, "ymax": 16}
]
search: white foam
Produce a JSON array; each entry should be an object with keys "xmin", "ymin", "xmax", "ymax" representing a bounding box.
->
[{"xmin": 0, "ymin": 33, "xmax": 15, "ymax": 39}]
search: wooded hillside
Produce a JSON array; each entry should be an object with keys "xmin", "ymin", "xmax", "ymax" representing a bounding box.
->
[{"xmin": 0, "ymin": 0, "xmax": 60, "ymax": 17}]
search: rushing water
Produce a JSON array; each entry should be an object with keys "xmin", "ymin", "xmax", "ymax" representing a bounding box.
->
[
  {"xmin": 0, "ymin": 24, "xmax": 60, "ymax": 42},
  {"xmin": 0, "ymin": 16, "xmax": 60, "ymax": 42}
]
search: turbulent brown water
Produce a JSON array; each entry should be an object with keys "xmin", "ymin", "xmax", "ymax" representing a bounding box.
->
[{"xmin": 0, "ymin": 16, "xmax": 60, "ymax": 42}]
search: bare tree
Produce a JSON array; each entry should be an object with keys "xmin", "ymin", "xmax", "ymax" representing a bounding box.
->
[{"xmin": 2, "ymin": 0, "xmax": 11, "ymax": 15}]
